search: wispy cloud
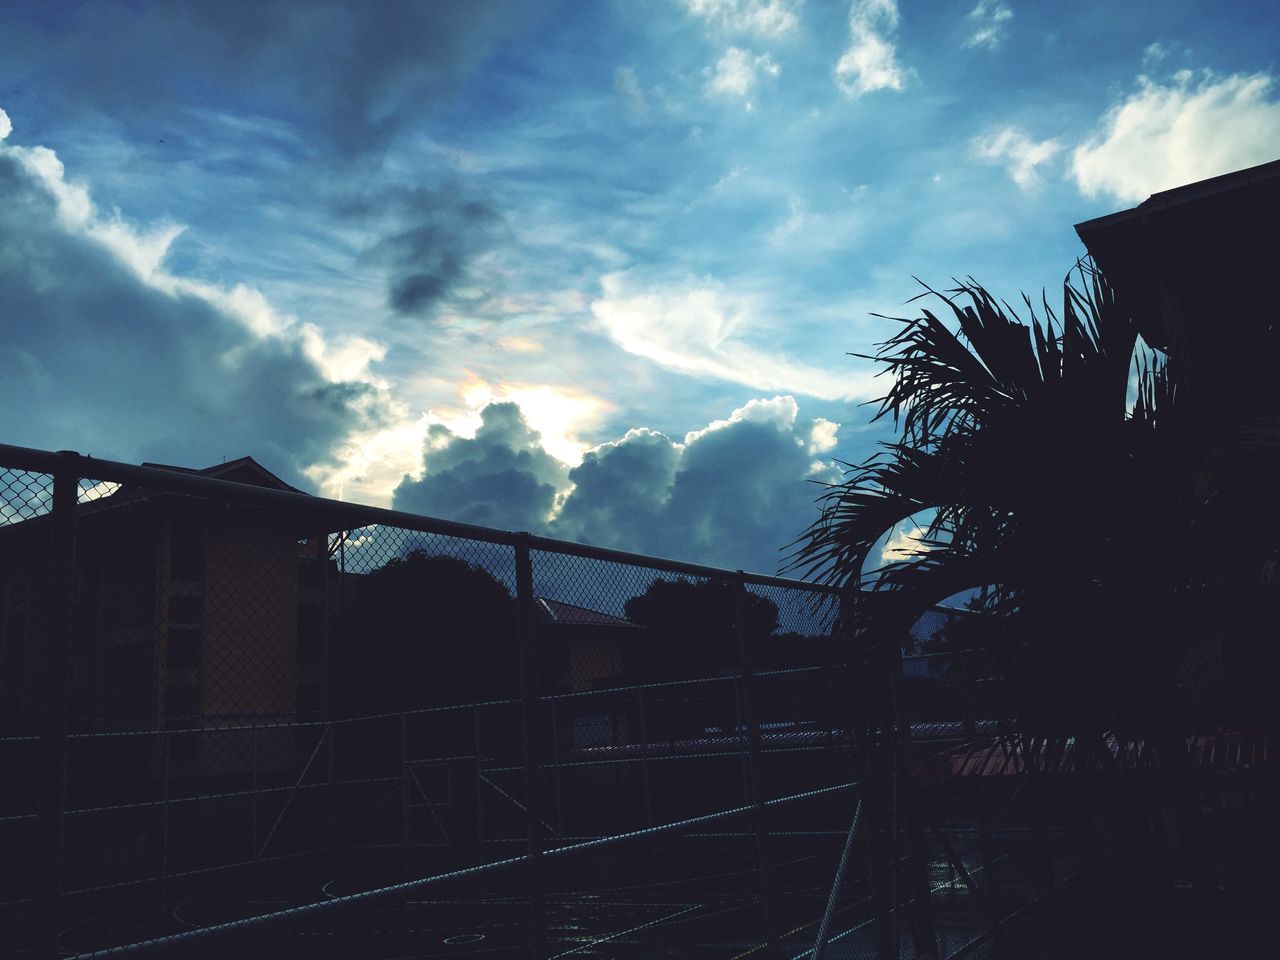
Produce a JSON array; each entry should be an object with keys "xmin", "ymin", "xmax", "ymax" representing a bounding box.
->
[
  {"xmin": 614, "ymin": 66, "xmax": 650, "ymax": 117},
  {"xmin": 835, "ymin": 0, "xmax": 906, "ymax": 98},
  {"xmin": 1071, "ymin": 70, "xmax": 1280, "ymax": 203},
  {"xmin": 973, "ymin": 126, "xmax": 1062, "ymax": 189},
  {"xmin": 681, "ymin": 0, "xmax": 801, "ymax": 38},
  {"xmin": 705, "ymin": 46, "xmax": 781, "ymax": 103},
  {"xmin": 591, "ymin": 273, "xmax": 873, "ymax": 401},
  {"xmin": 963, "ymin": 1, "xmax": 1012, "ymax": 51}
]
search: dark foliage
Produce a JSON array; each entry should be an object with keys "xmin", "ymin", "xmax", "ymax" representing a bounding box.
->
[
  {"xmin": 334, "ymin": 550, "xmax": 517, "ymax": 710},
  {"xmin": 790, "ymin": 262, "xmax": 1280, "ymax": 747},
  {"xmin": 623, "ymin": 578, "xmax": 778, "ymax": 680}
]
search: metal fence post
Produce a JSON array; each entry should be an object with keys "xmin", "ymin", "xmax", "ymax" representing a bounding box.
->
[
  {"xmin": 888, "ymin": 624, "xmax": 939, "ymax": 959},
  {"xmin": 734, "ymin": 573, "xmax": 778, "ymax": 959},
  {"xmin": 514, "ymin": 535, "xmax": 546, "ymax": 959},
  {"xmin": 33, "ymin": 454, "xmax": 78, "ymax": 960}
]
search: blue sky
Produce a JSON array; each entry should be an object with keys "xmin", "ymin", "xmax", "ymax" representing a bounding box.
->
[{"xmin": 1, "ymin": 0, "xmax": 1277, "ymax": 573}]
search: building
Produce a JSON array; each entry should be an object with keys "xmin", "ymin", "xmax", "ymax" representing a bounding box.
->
[{"xmin": 0, "ymin": 456, "xmax": 336, "ymax": 778}]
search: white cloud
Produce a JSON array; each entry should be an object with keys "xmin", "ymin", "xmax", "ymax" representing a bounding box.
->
[
  {"xmin": 835, "ymin": 0, "xmax": 906, "ymax": 98},
  {"xmin": 1142, "ymin": 41, "xmax": 1167, "ymax": 68},
  {"xmin": 1071, "ymin": 71, "xmax": 1280, "ymax": 203},
  {"xmin": 591, "ymin": 273, "xmax": 874, "ymax": 401},
  {"xmin": 880, "ymin": 522, "xmax": 933, "ymax": 565},
  {"xmin": 706, "ymin": 46, "xmax": 781, "ymax": 102},
  {"xmin": 973, "ymin": 126, "xmax": 1062, "ymax": 189},
  {"xmin": 0, "ymin": 107, "xmax": 11, "ymax": 141},
  {"xmin": 963, "ymin": 1, "xmax": 1012, "ymax": 50},
  {"xmin": 0, "ymin": 107, "xmax": 402, "ymax": 491},
  {"xmin": 682, "ymin": 0, "xmax": 800, "ymax": 38}
]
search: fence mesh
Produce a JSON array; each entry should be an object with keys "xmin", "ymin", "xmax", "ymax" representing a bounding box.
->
[{"xmin": 0, "ymin": 447, "xmax": 1130, "ymax": 960}]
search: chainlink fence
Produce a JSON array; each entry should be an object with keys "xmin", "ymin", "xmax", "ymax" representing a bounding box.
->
[{"xmin": 0, "ymin": 445, "xmax": 1125, "ymax": 960}]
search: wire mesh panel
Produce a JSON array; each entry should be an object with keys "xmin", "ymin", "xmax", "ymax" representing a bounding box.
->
[
  {"xmin": 0, "ymin": 468, "xmax": 54, "ymax": 959},
  {"xmin": 0, "ymin": 444, "xmax": 1148, "ymax": 960}
]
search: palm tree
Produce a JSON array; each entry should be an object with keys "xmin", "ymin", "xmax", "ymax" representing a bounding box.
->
[{"xmin": 790, "ymin": 261, "xmax": 1280, "ymax": 751}]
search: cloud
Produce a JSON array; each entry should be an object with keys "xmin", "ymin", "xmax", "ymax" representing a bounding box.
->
[
  {"xmin": 393, "ymin": 402, "xmax": 570, "ymax": 531},
  {"xmin": 590, "ymin": 273, "xmax": 873, "ymax": 401},
  {"xmin": 0, "ymin": 107, "xmax": 10, "ymax": 141},
  {"xmin": 1142, "ymin": 42, "xmax": 1167, "ymax": 68},
  {"xmin": 390, "ymin": 396, "xmax": 843, "ymax": 574},
  {"xmin": 614, "ymin": 66, "xmax": 650, "ymax": 117},
  {"xmin": 879, "ymin": 522, "xmax": 934, "ymax": 565},
  {"xmin": 0, "ymin": 1, "xmax": 528, "ymax": 159},
  {"xmin": 341, "ymin": 186, "xmax": 501, "ymax": 318},
  {"xmin": 557, "ymin": 396, "xmax": 840, "ymax": 572},
  {"xmin": 835, "ymin": 0, "xmax": 906, "ymax": 98},
  {"xmin": 705, "ymin": 47, "xmax": 781, "ymax": 101},
  {"xmin": 681, "ymin": 0, "xmax": 800, "ymax": 38},
  {"xmin": 973, "ymin": 126, "xmax": 1062, "ymax": 189},
  {"xmin": 0, "ymin": 115, "xmax": 393, "ymax": 486},
  {"xmin": 963, "ymin": 1, "xmax": 1012, "ymax": 50},
  {"xmin": 1071, "ymin": 71, "xmax": 1280, "ymax": 203}
]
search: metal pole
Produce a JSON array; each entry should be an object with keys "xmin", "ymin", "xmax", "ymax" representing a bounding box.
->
[
  {"xmin": 734, "ymin": 573, "xmax": 778, "ymax": 959},
  {"xmin": 888, "ymin": 625, "xmax": 938, "ymax": 960},
  {"xmin": 514, "ymin": 536, "xmax": 546, "ymax": 959},
  {"xmin": 812, "ymin": 797, "xmax": 863, "ymax": 960},
  {"xmin": 160, "ymin": 736, "xmax": 171, "ymax": 936},
  {"xmin": 33, "ymin": 455, "xmax": 78, "ymax": 960}
]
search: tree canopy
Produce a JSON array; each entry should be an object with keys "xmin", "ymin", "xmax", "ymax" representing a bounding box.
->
[
  {"xmin": 334, "ymin": 550, "xmax": 518, "ymax": 710},
  {"xmin": 791, "ymin": 263, "xmax": 1280, "ymax": 743}
]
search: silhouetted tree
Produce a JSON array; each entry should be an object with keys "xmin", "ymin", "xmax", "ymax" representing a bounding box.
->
[
  {"xmin": 790, "ymin": 263, "xmax": 1280, "ymax": 751},
  {"xmin": 622, "ymin": 577, "xmax": 778, "ymax": 680},
  {"xmin": 334, "ymin": 550, "xmax": 517, "ymax": 710}
]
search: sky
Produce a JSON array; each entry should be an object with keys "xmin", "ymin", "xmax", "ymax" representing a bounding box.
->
[{"xmin": 1, "ymin": 0, "xmax": 1277, "ymax": 575}]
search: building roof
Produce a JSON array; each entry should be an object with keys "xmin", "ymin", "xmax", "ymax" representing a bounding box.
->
[
  {"xmin": 139, "ymin": 456, "xmax": 307, "ymax": 494},
  {"xmin": 1073, "ymin": 158, "xmax": 1280, "ymax": 353},
  {"xmin": 536, "ymin": 597, "xmax": 642, "ymax": 629},
  {"xmin": 1074, "ymin": 158, "xmax": 1280, "ymax": 237}
]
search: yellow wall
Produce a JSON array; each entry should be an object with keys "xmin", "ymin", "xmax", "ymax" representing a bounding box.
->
[{"xmin": 201, "ymin": 520, "xmax": 298, "ymax": 718}]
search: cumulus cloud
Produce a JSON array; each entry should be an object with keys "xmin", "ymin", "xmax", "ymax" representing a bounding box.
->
[
  {"xmin": 835, "ymin": 0, "xmax": 906, "ymax": 98},
  {"xmin": 973, "ymin": 126, "xmax": 1062, "ymax": 189},
  {"xmin": 390, "ymin": 396, "xmax": 842, "ymax": 574},
  {"xmin": 590, "ymin": 273, "xmax": 873, "ymax": 401},
  {"xmin": 681, "ymin": 0, "xmax": 800, "ymax": 38},
  {"xmin": 0, "ymin": 1, "xmax": 527, "ymax": 159},
  {"xmin": 1071, "ymin": 71, "xmax": 1280, "ymax": 203},
  {"xmin": 963, "ymin": 1, "xmax": 1012, "ymax": 50},
  {"xmin": 393, "ymin": 403, "xmax": 569, "ymax": 531},
  {"xmin": 0, "ymin": 115, "xmax": 393, "ymax": 485},
  {"xmin": 705, "ymin": 47, "xmax": 781, "ymax": 101},
  {"xmin": 557, "ymin": 396, "xmax": 840, "ymax": 572}
]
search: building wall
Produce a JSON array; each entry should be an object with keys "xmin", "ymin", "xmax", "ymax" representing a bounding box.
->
[{"xmin": 201, "ymin": 518, "xmax": 299, "ymax": 719}]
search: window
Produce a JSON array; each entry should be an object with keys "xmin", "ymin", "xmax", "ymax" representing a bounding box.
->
[
  {"xmin": 168, "ymin": 595, "xmax": 202, "ymax": 625},
  {"xmin": 170, "ymin": 522, "xmax": 202, "ymax": 581},
  {"xmin": 167, "ymin": 628, "xmax": 201, "ymax": 670}
]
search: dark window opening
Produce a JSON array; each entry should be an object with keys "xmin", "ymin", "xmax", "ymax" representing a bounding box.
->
[
  {"xmin": 170, "ymin": 522, "xmax": 203, "ymax": 581},
  {"xmin": 168, "ymin": 595, "xmax": 202, "ymax": 625},
  {"xmin": 167, "ymin": 628, "xmax": 201, "ymax": 671}
]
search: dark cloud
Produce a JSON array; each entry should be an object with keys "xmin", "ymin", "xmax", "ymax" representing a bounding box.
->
[
  {"xmin": 344, "ymin": 187, "xmax": 501, "ymax": 318},
  {"xmin": 392, "ymin": 403, "xmax": 569, "ymax": 531},
  {"xmin": 391, "ymin": 398, "xmax": 837, "ymax": 575},
  {"xmin": 0, "ymin": 0, "xmax": 529, "ymax": 159},
  {"xmin": 0, "ymin": 151, "xmax": 383, "ymax": 488},
  {"xmin": 555, "ymin": 400, "xmax": 833, "ymax": 573}
]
